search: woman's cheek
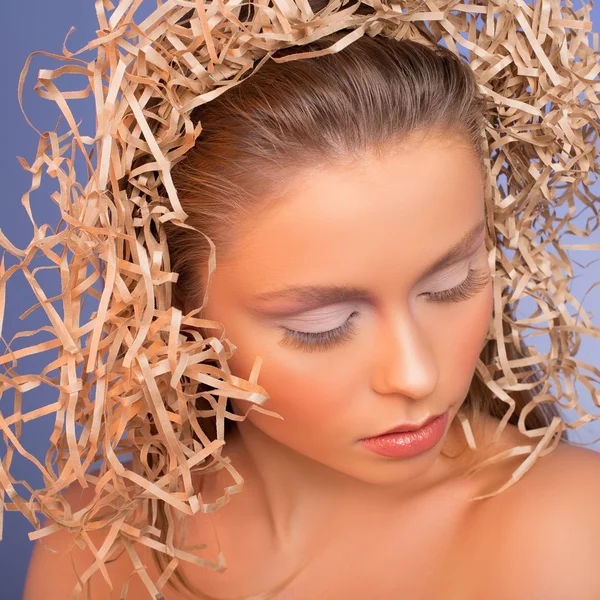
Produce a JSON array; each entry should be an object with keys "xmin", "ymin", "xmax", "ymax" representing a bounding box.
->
[
  {"xmin": 199, "ymin": 289, "xmax": 352, "ymax": 442},
  {"xmin": 272, "ymin": 359, "xmax": 355, "ymax": 430},
  {"xmin": 224, "ymin": 331, "xmax": 350, "ymax": 439},
  {"xmin": 442, "ymin": 281, "xmax": 493, "ymax": 393}
]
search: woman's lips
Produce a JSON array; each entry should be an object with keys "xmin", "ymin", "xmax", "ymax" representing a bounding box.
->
[
  {"xmin": 375, "ymin": 411, "xmax": 447, "ymax": 435},
  {"xmin": 359, "ymin": 410, "xmax": 450, "ymax": 459}
]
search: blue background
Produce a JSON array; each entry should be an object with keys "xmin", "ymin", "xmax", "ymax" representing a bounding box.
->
[{"xmin": 1, "ymin": 2, "xmax": 599, "ymax": 599}]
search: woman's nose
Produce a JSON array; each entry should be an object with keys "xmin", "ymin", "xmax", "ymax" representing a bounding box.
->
[{"xmin": 369, "ymin": 311, "xmax": 438, "ymax": 400}]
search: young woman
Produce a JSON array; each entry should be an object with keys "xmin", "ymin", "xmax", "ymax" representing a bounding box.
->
[{"xmin": 17, "ymin": 1, "xmax": 600, "ymax": 599}]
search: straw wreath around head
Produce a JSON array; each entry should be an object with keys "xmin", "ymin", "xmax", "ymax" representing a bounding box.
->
[{"xmin": 1, "ymin": 0, "xmax": 600, "ymax": 598}]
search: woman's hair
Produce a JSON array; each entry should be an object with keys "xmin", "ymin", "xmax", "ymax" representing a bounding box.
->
[
  {"xmin": 8, "ymin": 0, "xmax": 596, "ymax": 596},
  {"xmin": 152, "ymin": 20, "xmax": 566, "ymax": 600}
]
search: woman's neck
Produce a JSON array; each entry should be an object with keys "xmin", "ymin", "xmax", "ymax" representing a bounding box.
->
[{"xmin": 201, "ymin": 416, "xmax": 474, "ymax": 553}]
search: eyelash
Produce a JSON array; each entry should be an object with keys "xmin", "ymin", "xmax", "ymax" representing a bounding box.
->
[{"xmin": 279, "ymin": 266, "xmax": 490, "ymax": 353}]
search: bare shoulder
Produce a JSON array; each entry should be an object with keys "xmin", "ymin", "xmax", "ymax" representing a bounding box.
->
[
  {"xmin": 504, "ymin": 440, "xmax": 600, "ymax": 533},
  {"xmin": 468, "ymin": 439, "xmax": 600, "ymax": 599},
  {"xmin": 493, "ymin": 439, "xmax": 600, "ymax": 525},
  {"xmin": 23, "ymin": 479, "xmax": 159, "ymax": 600}
]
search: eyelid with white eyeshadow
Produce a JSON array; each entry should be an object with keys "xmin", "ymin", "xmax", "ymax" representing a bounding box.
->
[
  {"xmin": 417, "ymin": 260, "xmax": 471, "ymax": 294},
  {"xmin": 273, "ymin": 304, "xmax": 360, "ymax": 334},
  {"xmin": 276, "ymin": 256, "xmax": 480, "ymax": 334},
  {"xmin": 277, "ymin": 257, "xmax": 479, "ymax": 334},
  {"xmin": 276, "ymin": 259, "xmax": 489, "ymax": 348}
]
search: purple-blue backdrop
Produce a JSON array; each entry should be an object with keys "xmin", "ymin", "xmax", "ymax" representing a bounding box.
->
[{"xmin": 1, "ymin": 2, "xmax": 599, "ymax": 599}]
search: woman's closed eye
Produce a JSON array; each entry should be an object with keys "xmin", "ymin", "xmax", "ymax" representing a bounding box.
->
[
  {"xmin": 420, "ymin": 264, "xmax": 490, "ymax": 303},
  {"xmin": 278, "ymin": 265, "xmax": 490, "ymax": 353}
]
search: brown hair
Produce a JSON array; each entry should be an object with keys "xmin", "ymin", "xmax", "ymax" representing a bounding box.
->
[{"xmin": 147, "ymin": 15, "xmax": 566, "ymax": 599}]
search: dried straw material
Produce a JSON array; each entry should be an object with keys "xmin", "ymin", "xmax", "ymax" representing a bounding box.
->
[{"xmin": 2, "ymin": 0, "xmax": 600, "ymax": 597}]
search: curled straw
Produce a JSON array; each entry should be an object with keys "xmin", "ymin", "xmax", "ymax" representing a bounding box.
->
[{"xmin": 1, "ymin": 0, "xmax": 600, "ymax": 597}]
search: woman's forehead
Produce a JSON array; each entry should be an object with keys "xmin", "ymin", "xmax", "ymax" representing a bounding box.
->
[
  {"xmin": 211, "ymin": 140, "xmax": 486, "ymax": 303},
  {"xmin": 227, "ymin": 140, "xmax": 484, "ymax": 265}
]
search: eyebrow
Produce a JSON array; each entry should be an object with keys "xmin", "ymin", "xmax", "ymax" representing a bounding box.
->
[{"xmin": 250, "ymin": 218, "xmax": 486, "ymax": 311}]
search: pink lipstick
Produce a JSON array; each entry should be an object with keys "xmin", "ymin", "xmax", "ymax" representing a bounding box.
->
[{"xmin": 360, "ymin": 410, "xmax": 449, "ymax": 459}]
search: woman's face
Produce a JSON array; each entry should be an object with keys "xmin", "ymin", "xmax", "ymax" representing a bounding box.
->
[{"xmin": 196, "ymin": 132, "xmax": 494, "ymax": 486}]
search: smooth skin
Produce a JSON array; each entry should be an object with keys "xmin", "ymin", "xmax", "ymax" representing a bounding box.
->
[{"xmin": 23, "ymin": 132, "xmax": 600, "ymax": 600}]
